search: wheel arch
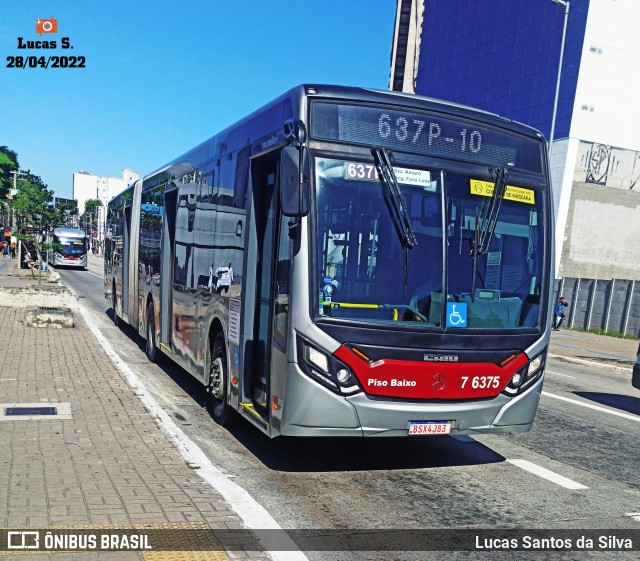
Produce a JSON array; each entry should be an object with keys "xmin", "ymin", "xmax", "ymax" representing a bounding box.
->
[
  {"xmin": 207, "ymin": 317, "xmax": 226, "ymax": 375},
  {"xmin": 205, "ymin": 316, "xmax": 235, "ymax": 425}
]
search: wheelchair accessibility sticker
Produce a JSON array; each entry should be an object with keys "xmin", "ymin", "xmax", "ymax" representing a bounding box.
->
[{"xmin": 446, "ymin": 303, "xmax": 467, "ymax": 328}]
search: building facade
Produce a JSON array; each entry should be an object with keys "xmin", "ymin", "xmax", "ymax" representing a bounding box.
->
[
  {"xmin": 72, "ymin": 168, "xmax": 139, "ymax": 244},
  {"xmin": 390, "ymin": 0, "xmax": 640, "ymax": 281}
]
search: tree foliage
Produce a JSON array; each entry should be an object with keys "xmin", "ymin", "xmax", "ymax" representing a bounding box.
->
[
  {"xmin": 54, "ymin": 198, "xmax": 79, "ymax": 226},
  {"xmin": 10, "ymin": 172, "xmax": 57, "ymax": 232},
  {"xmin": 0, "ymin": 146, "xmax": 19, "ymax": 197},
  {"xmin": 83, "ymin": 198, "xmax": 103, "ymax": 215},
  {"xmin": 1, "ymin": 145, "xmax": 76, "ymax": 233}
]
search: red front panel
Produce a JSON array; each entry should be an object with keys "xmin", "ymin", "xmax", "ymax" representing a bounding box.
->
[{"xmin": 334, "ymin": 346, "xmax": 528, "ymax": 400}]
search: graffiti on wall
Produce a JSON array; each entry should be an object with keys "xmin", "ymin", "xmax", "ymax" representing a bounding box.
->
[
  {"xmin": 576, "ymin": 141, "xmax": 640, "ymax": 191},
  {"xmin": 585, "ymin": 143, "xmax": 611, "ymax": 185}
]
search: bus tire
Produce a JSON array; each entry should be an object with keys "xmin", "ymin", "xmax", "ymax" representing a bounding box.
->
[
  {"xmin": 207, "ymin": 332, "xmax": 233, "ymax": 426},
  {"xmin": 145, "ymin": 302, "xmax": 159, "ymax": 363}
]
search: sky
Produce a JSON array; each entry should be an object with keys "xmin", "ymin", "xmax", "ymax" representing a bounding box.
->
[{"xmin": 0, "ymin": 0, "xmax": 397, "ymax": 199}]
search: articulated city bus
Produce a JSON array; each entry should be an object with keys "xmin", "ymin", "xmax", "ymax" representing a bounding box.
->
[
  {"xmin": 105, "ymin": 85, "xmax": 554, "ymax": 437},
  {"xmin": 49, "ymin": 227, "xmax": 88, "ymax": 269}
]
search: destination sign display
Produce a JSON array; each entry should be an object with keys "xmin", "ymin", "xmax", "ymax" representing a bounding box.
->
[
  {"xmin": 343, "ymin": 161, "xmax": 432, "ymax": 188},
  {"xmin": 311, "ymin": 102, "xmax": 543, "ymax": 173}
]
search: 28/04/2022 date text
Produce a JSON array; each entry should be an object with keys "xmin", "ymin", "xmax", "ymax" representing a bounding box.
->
[{"xmin": 6, "ymin": 56, "xmax": 86, "ymax": 69}]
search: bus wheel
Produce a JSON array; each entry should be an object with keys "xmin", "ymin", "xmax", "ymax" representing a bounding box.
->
[
  {"xmin": 145, "ymin": 302, "xmax": 159, "ymax": 363},
  {"xmin": 208, "ymin": 332, "xmax": 232, "ymax": 426},
  {"xmin": 112, "ymin": 287, "xmax": 119, "ymax": 327}
]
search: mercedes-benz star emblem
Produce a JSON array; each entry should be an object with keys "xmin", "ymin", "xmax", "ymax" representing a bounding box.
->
[{"xmin": 431, "ymin": 373, "xmax": 447, "ymax": 391}]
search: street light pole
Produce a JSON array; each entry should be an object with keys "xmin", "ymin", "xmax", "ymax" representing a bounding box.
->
[
  {"xmin": 549, "ymin": 0, "xmax": 570, "ymax": 157},
  {"xmin": 9, "ymin": 170, "xmax": 27, "ymax": 229},
  {"xmin": 8, "ymin": 170, "xmax": 27, "ymax": 265}
]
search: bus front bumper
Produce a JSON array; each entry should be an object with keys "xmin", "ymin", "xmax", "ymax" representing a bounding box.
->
[
  {"xmin": 280, "ymin": 366, "xmax": 544, "ymax": 437},
  {"xmin": 54, "ymin": 255, "xmax": 87, "ymax": 268}
]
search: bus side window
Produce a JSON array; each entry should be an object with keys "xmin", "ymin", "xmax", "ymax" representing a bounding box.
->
[
  {"xmin": 234, "ymin": 146, "xmax": 251, "ymax": 210},
  {"xmin": 217, "ymin": 153, "xmax": 235, "ymax": 207},
  {"xmin": 200, "ymin": 173, "xmax": 214, "ymax": 203},
  {"xmin": 174, "ymin": 243, "xmax": 190, "ymax": 287}
]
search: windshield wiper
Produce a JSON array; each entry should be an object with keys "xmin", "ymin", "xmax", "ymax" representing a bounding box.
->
[
  {"xmin": 371, "ymin": 146, "xmax": 418, "ymax": 250},
  {"xmin": 371, "ymin": 147, "xmax": 418, "ymax": 298},
  {"xmin": 477, "ymin": 166, "xmax": 508, "ymax": 254},
  {"xmin": 470, "ymin": 166, "xmax": 508, "ymax": 301}
]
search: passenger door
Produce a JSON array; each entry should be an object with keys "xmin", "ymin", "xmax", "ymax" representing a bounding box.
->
[
  {"xmin": 160, "ymin": 189, "xmax": 177, "ymax": 349},
  {"xmin": 244, "ymin": 153, "xmax": 291, "ymax": 421}
]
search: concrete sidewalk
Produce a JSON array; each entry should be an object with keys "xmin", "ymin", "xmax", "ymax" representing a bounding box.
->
[
  {"xmin": 549, "ymin": 327, "xmax": 638, "ymax": 373},
  {"xmin": 0, "ymin": 254, "xmax": 269, "ymax": 560}
]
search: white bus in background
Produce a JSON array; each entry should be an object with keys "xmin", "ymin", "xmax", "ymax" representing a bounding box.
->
[{"xmin": 49, "ymin": 227, "xmax": 88, "ymax": 269}]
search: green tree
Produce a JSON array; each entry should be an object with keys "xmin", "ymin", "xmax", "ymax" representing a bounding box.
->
[
  {"xmin": 52, "ymin": 198, "xmax": 79, "ymax": 228},
  {"xmin": 83, "ymin": 198, "xmax": 103, "ymax": 215},
  {"xmin": 0, "ymin": 146, "xmax": 19, "ymax": 197},
  {"xmin": 0, "ymin": 146, "xmax": 19, "ymax": 225},
  {"xmin": 82, "ymin": 198, "xmax": 103, "ymax": 241},
  {"xmin": 9, "ymin": 171, "xmax": 56, "ymax": 233}
]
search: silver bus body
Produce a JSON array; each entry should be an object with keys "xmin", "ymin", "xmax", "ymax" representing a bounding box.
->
[{"xmin": 105, "ymin": 85, "xmax": 554, "ymax": 438}]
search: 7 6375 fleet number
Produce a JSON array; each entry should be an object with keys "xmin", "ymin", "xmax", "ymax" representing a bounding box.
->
[{"xmin": 461, "ymin": 375, "xmax": 501, "ymax": 389}]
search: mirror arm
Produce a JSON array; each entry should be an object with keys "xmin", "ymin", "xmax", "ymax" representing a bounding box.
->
[{"xmin": 284, "ymin": 118, "xmax": 307, "ymax": 147}]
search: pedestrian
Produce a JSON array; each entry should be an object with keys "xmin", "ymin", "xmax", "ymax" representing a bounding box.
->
[
  {"xmin": 215, "ymin": 262, "xmax": 234, "ymax": 295},
  {"xmin": 10, "ymin": 241, "xmax": 16, "ymax": 259},
  {"xmin": 553, "ymin": 296, "xmax": 568, "ymax": 330}
]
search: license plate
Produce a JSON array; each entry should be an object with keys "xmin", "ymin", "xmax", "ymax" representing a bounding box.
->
[{"xmin": 408, "ymin": 421, "xmax": 451, "ymax": 435}]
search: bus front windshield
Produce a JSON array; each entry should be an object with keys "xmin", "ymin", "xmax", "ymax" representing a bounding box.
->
[
  {"xmin": 56, "ymin": 237, "xmax": 87, "ymax": 256},
  {"xmin": 314, "ymin": 157, "xmax": 544, "ymax": 330}
]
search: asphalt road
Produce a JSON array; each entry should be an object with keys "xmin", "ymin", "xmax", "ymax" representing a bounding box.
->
[{"xmin": 59, "ymin": 258, "xmax": 640, "ymax": 560}]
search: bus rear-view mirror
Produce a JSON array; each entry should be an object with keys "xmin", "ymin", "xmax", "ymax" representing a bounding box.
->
[{"xmin": 280, "ymin": 145, "xmax": 310, "ymax": 217}]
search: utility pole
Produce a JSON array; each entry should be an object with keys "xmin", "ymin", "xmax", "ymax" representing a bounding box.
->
[
  {"xmin": 9, "ymin": 170, "xmax": 27, "ymax": 266},
  {"xmin": 9, "ymin": 170, "xmax": 26, "ymax": 229}
]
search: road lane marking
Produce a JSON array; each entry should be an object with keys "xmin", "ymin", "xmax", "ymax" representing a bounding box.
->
[
  {"xmin": 79, "ymin": 304, "xmax": 309, "ymax": 561},
  {"xmin": 626, "ymin": 513, "xmax": 640, "ymax": 522},
  {"xmin": 507, "ymin": 459, "xmax": 588, "ymax": 490},
  {"xmin": 542, "ymin": 391, "xmax": 640, "ymax": 423},
  {"xmin": 546, "ymin": 370, "xmax": 575, "ymax": 379}
]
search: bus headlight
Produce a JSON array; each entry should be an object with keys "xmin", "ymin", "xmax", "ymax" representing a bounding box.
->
[
  {"xmin": 306, "ymin": 345, "xmax": 328, "ymax": 372},
  {"xmin": 297, "ymin": 336, "xmax": 362, "ymax": 396},
  {"xmin": 510, "ymin": 372, "xmax": 523, "ymax": 387},
  {"xmin": 336, "ymin": 369, "xmax": 351, "ymax": 384},
  {"xmin": 502, "ymin": 351, "xmax": 546, "ymax": 396},
  {"xmin": 527, "ymin": 355, "xmax": 543, "ymax": 378}
]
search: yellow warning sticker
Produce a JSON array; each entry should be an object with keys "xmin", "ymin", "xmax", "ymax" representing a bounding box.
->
[{"xmin": 469, "ymin": 179, "xmax": 535, "ymax": 205}]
